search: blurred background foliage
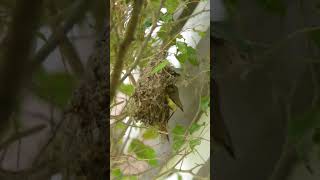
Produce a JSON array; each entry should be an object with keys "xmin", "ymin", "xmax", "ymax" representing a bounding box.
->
[
  {"xmin": 0, "ymin": 0, "xmax": 105, "ymax": 110},
  {"xmin": 0, "ymin": 0, "xmax": 106, "ymax": 178},
  {"xmin": 213, "ymin": 0, "xmax": 320, "ymax": 179}
]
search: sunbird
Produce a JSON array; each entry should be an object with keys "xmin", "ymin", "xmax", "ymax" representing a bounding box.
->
[{"xmin": 166, "ymin": 85, "xmax": 184, "ymax": 112}]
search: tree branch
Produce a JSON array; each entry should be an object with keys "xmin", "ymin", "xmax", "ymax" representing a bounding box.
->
[
  {"xmin": 0, "ymin": 0, "xmax": 43, "ymax": 139},
  {"xmin": 162, "ymin": 0, "xmax": 200, "ymax": 49},
  {"xmin": 31, "ymin": 0, "xmax": 90, "ymax": 71},
  {"xmin": 47, "ymin": 0, "xmax": 85, "ymax": 78},
  {"xmin": 110, "ymin": 0, "xmax": 144, "ymax": 102},
  {"xmin": 120, "ymin": 0, "xmax": 165, "ymax": 82}
]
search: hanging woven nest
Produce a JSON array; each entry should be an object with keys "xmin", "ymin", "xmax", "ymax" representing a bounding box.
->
[{"xmin": 130, "ymin": 60, "xmax": 179, "ymax": 132}]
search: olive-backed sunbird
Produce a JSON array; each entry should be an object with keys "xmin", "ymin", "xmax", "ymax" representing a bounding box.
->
[{"xmin": 166, "ymin": 85, "xmax": 183, "ymax": 112}]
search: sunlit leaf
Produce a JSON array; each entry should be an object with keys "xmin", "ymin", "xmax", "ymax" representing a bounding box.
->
[
  {"xmin": 150, "ymin": 0, "xmax": 160, "ymax": 8},
  {"xmin": 164, "ymin": 0, "xmax": 180, "ymax": 14},
  {"xmin": 186, "ymin": 46, "xmax": 198, "ymax": 66},
  {"xmin": 111, "ymin": 168, "xmax": 122, "ymax": 178},
  {"xmin": 176, "ymin": 41, "xmax": 188, "ymax": 53},
  {"xmin": 115, "ymin": 122, "xmax": 127, "ymax": 131},
  {"xmin": 189, "ymin": 138, "xmax": 201, "ymax": 150},
  {"xmin": 160, "ymin": 13, "xmax": 173, "ymax": 23},
  {"xmin": 122, "ymin": 176, "xmax": 138, "ymax": 180},
  {"xmin": 200, "ymin": 96, "xmax": 210, "ymax": 112},
  {"xmin": 176, "ymin": 41, "xmax": 198, "ymax": 65},
  {"xmin": 129, "ymin": 139, "xmax": 158, "ymax": 167},
  {"xmin": 197, "ymin": 31, "xmax": 206, "ymax": 38},
  {"xmin": 143, "ymin": 128, "xmax": 159, "ymax": 139},
  {"xmin": 150, "ymin": 60, "xmax": 169, "ymax": 74},
  {"xmin": 172, "ymin": 124, "xmax": 186, "ymax": 152},
  {"xmin": 189, "ymin": 122, "xmax": 205, "ymax": 135},
  {"xmin": 119, "ymin": 84, "xmax": 135, "ymax": 96}
]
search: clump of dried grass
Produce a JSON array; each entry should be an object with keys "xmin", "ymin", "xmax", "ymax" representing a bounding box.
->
[{"xmin": 130, "ymin": 60, "xmax": 179, "ymax": 132}]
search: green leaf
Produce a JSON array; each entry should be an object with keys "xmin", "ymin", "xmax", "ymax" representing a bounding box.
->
[
  {"xmin": 193, "ymin": 28, "xmax": 206, "ymax": 38},
  {"xmin": 150, "ymin": 60, "xmax": 169, "ymax": 74},
  {"xmin": 143, "ymin": 18, "xmax": 152, "ymax": 29},
  {"xmin": 189, "ymin": 122, "xmax": 205, "ymax": 135},
  {"xmin": 157, "ymin": 24, "xmax": 171, "ymax": 41},
  {"xmin": 115, "ymin": 122, "xmax": 127, "ymax": 131},
  {"xmin": 173, "ymin": 124, "xmax": 185, "ymax": 136},
  {"xmin": 172, "ymin": 124, "xmax": 186, "ymax": 152},
  {"xmin": 186, "ymin": 46, "xmax": 198, "ymax": 66},
  {"xmin": 160, "ymin": 13, "xmax": 173, "ymax": 23},
  {"xmin": 33, "ymin": 68, "xmax": 76, "ymax": 108},
  {"xmin": 143, "ymin": 128, "xmax": 159, "ymax": 139},
  {"xmin": 119, "ymin": 84, "xmax": 135, "ymax": 96},
  {"xmin": 200, "ymin": 96, "xmax": 210, "ymax": 112},
  {"xmin": 189, "ymin": 138, "xmax": 201, "ymax": 150},
  {"xmin": 129, "ymin": 139, "xmax": 158, "ymax": 167},
  {"xmin": 111, "ymin": 168, "xmax": 122, "ymax": 178},
  {"xmin": 150, "ymin": 0, "xmax": 160, "ymax": 9},
  {"xmin": 175, "ymin": 41, "xmax": 188, "ymax": 64},
  {"xmin": 175, "ymin": 53, "xmax": 188, "ymax": 64},
  {"xmin": 176, "ymin": 41, "xmax": 198, "ymax": 65},
  {"xmin": 176, "ymin": 41, "xmax": 188, "ymax": 53},
  {"xmin": 177, "ymin": 174, "xmax": 183, "ymax": 180},
  {"xmin": 122, "ymin": 176, "xmax": 138, "ymax": 180},
  {"xmin": 197, "ymin": 31, "xmax": 206, "ymax": 38},
  {"xmin": 164, "ymin": 1, "xmax": 180, "ymax": 14},
  {"xmin": 148, "ymin": 159, "xmax": 158, "ymax": 167}
]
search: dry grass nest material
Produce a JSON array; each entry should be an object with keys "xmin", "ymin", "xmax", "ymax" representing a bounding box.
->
[{"xmin": 131, "ymin": 60, "xmax": 179, "ymax": 132}]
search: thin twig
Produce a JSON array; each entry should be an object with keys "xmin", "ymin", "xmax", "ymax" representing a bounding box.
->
[
  {"xmin": 31, "ymin": 115, "xmax": 63, "ymax": 166},
  {"xmin": 110, "ymin": 0, "xmax": 144, "ymax": 101},
  {"xmin": 47, "ymin": 0, "xmax": 85, "ymax": 78},
  {"xmin": 0, "ymin": 125, "xmax": 46, "ymax": 151},
  {"xmin": 31, "ymin": 0, "xmax": 90, "ymax": 70},
  {"xmin": 120, "ymin": 0, "xmax": 166, "ymax": 82}
]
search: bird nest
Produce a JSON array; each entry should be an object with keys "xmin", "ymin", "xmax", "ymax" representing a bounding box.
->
[{"xmin": 130, "ymin": 60, "xmax": 179, "ymax": 132}]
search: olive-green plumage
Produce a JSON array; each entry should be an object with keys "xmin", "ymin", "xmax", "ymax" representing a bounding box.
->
[{"xmin": 166, "ymin": 85, "xmax": 183, "ymax": 112}]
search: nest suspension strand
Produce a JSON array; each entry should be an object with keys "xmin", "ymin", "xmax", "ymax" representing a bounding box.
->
[{"xmin": 131, "ymin": 60, "xmax": 179, "ymax": 133}]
